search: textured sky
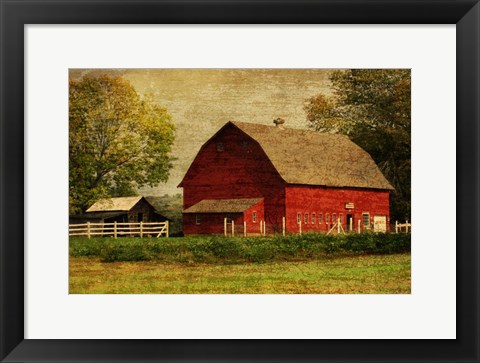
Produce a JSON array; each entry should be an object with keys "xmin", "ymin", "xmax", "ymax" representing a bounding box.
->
[{"xmin": 69, "ymin": 69, "xmax": 334, "ymax": 196}]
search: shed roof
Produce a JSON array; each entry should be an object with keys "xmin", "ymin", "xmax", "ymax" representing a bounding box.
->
[
  {"xmin": 228, "ymin": 121, "xmax": 393, "ymax": 190},
  {"xmin": 86, "ymin": 196, "xmax": 143, "ymax": 212},
  {"xmin": 183, "ymin": 198, "xmax": 263, "ymax": 214},
  {"xmin": 70, "ymin": 211, "xmax": 126, "ymax": 220}
]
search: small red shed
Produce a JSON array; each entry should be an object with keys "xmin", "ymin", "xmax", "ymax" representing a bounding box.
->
[
  {"xmin": 179, "ymin": 120, "xmax": 393, "ymax": 235},
  {"xmin": 183, "ymin": 198, "xmax": 264, "ymax": 235}
]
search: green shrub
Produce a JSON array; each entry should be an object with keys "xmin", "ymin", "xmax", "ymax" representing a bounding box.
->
[
  {"xmin": 69, "ymin": 237, "xmax": 106, "ymax": 257},
  {"xmin": 69, "ymin": 232, "xmax": 411, "ymax": 264}
]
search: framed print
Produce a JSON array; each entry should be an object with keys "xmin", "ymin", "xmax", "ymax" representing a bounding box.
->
[{"xmin": 1, "ymin": 0, "xmax": 479, "ymax": 362}]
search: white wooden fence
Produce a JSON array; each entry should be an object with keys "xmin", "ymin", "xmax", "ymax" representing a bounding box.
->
[
  {"xmin": 69, "ymin": 221, "xmax": 169, "ymax": 239},
  {"xmin": 395, "ymin": 220, "xmax": 411, "ymax": 233},
  {"xmin": 223, "ymin": 218, "xmax": 279, "ymax": 237}
]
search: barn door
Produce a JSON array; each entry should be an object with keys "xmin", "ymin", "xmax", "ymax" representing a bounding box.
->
[
  {"xmin": 373, "ymin": 216, "xmax": 387, "ymax": 233},
  {"xmin": 346, "ymin": 214, "xmax": 353, "ymax": 231}
]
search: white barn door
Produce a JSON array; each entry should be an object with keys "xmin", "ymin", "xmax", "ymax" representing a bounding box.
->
[{"xmin": 373, "ymin": 216, "xmax": 387, "ymax": 233}]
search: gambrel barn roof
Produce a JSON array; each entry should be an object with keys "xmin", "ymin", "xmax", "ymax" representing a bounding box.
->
[{"xmin": 180, "ymin": 121, "xmax": 394, "ymax": 190}]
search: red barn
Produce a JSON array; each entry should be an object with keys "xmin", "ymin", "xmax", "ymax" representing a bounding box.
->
[{"xmin": 179, "ymin": 120, "xmax": 393, "ymax": 235}]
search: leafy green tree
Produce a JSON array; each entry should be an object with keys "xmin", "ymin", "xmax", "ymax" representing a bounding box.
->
[
  {"xmin": 304, "ymin": 69, "xmax": 411, "ymax": 221},
  {"xmin": 69, "ymin": 75, "xmax": 175, "ymax": 214}
]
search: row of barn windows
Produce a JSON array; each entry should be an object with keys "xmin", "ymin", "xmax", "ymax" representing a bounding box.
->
[
  {"xmin": 296, "ymin": 212, "xmax": 371, "ymax": 226},
  {"xmin": 195, "ymin": 212, "xmax": 371, "ymax": 226}
]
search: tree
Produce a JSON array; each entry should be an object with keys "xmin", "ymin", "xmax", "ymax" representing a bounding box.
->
[
  {"xmin": 304, "ymin": 69, "xmax": 411, "ymax": 222},
  {"xmin": 69, "ymin": 75, "xmax": 175, "ymax": 214}
]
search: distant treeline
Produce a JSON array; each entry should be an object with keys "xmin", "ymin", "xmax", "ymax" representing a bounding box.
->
[{"xmin": 145, "ymin": 194, "xmax": 183, "ymax": 236}]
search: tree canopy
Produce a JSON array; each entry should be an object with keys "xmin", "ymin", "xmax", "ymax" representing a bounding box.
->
[
  {"xmin": 304, "ymin": 69, "xmax": 411, "ymax": 221},
  {"xmin": 69, "ymin": 75, "xmax": 175, "ymax": 214}
]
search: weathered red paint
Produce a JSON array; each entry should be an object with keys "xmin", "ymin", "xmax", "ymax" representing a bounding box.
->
[
  {"xmin": 183, "ymin": 199, "xmax": 265, "ymax": 236},
  {"xmin": 180, "ymin": 125, "xmax": 285, "ymax": 234},
  {"xmin": 243, "ymin": 199, "xmax": 265, "ymax": 235},
  {"xmin": 285, "ymin": 186, "xmax": 390, "ymax": 233},
  {"xmin": 180, "ymin": 123, "xmax": 390, "ymax": 235}
]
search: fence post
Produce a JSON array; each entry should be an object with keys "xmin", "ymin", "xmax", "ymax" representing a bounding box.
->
[
  {"xmin": 244, "ymin": 221, "xmax": 247, "ymax": 237},
  {"xmin": 114, "ymin": 221, "xmax": 117, "ymax": 239},
  {"xmin": 264, "ymin": 221, "xmax": 266, "ymax": 236},
  {"xmin": 166, "ymin": 221, "xmax": 169, "ymax": 238},
  {"xmin": 87, "ymin": 222, "xmax": 91, "ymax": 239},
  {"xmin": 260, "ymin": 220, "xmax": 263, "ymax": 235},
  {"xmin": 224, "ymin": 218, "xmax": 227, "ymax": 237},
  {"xmin": 395, "ymin": 220, "xmax": 398, "ymax": 233},
  {"xmin": 232, "ymin": 220, "xmax": 235, "ymax": 237},
  {"xmin": 358, "ymin": 220, "xmax": 361, "ymax": 233},
  {"xmin": 140, "ymin": 221, "xmax": 143, "ymax": 238},
  {"xmin": 349, "ymin": 218, "xmax": 353, "ymax": 232},
  {"xmin": 282, "ymin": 217, "xmax": 285, "ymax": 237},
  {"xmin": 337, "ymin": 218, "xmax": 340, "ymax": 234}
]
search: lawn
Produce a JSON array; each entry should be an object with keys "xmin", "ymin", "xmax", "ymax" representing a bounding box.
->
[{"xmin": 69, "ymin": 253, "xmax": 411, "ymax": 294}]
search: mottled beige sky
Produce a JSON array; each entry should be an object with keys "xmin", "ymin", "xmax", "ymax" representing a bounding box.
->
[{"xmin": 70, "ymin": 69, "xmax": 333, "ymax": 196}]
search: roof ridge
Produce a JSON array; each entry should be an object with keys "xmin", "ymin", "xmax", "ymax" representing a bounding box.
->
[{"xmin": 230, "ymin": 120, "xmax": 345, "ymax": 138}]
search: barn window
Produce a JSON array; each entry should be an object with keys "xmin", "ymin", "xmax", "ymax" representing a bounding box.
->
[
  {"xmin": 195, "ymin": 214, "xmax": 201, "ymax": 225},
  {"xmin": 304, "ymin": 213, "xmax": 308, "ymax": 224},
  {"xmin": 217, "ymin": 142, "xmax": 224, "ymax": 151},
  {"xmin": 252, "ymin": 211, "xmax": 257, "ymax": 223},
  {"xmin": 363, "ymin": 213, "xmax": 370, "ymax": 227},
  {"xmin": 311, "ymin": 213, "xmax": 316, "ymax": 224},
  {"xmin": 297, "ymin": 213, "xmax": 301, "ymax": 224},
  {"xmin": 339, "ymin": 214, "xmax": 343, "ymax": 223},
  {"xmin": 332, "ymin": 213, "xmax": 337, "ymax": 223},
  {"xmin": 319, "ymin": 213, "xmax": 323, "ymax": 224},
  {"xmin": 137, "ymin": 213, "xmax": 143, "ymax": 222},
  {"xmin": 326, "ymin": 213, "xmax": 330, "ymax": 224}
]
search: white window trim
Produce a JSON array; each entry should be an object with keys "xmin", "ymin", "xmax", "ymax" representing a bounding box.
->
[{"xmin": 362, "ymin": 212, "xmax": 370, "ymax": 226}]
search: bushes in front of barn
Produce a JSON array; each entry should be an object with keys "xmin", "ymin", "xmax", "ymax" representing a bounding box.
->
[{"xmin": 70, "ymin": 233, "xmax": 410, "ymax": 264}]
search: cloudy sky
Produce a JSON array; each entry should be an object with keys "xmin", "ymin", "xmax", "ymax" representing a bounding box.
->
[{"xmin": 70, "ymin": 69, "xmax": 333, "ymax": 196}]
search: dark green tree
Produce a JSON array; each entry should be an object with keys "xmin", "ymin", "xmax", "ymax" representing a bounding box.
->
[
  {"xmin": 69, "ymin": 75, "xmax": 175, "ymax": 214},
  {"xmin": 304, "ymin": 69, "xmax": 411, "ymax": 221}
]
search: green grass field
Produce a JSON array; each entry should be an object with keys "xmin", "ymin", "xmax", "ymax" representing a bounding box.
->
[{"xmin": 69, "ymin": 253, "xmax": 411, "ymax": 294}]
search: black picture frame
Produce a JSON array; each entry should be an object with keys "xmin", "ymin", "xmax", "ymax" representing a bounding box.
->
[{"xmin": 1, "ymin": 1, "xmax": 479, "ymax": 362}]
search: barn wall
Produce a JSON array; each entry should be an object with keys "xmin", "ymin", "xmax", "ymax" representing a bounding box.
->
[
  {"xmin": 243, "ymin": 199, "xmax": 265, "ymax": 235},
  {"xmin": 127, "ymin": 199, "xmax": 157, "ymax": 223},
  {"xmin": 285, "ymin": 186, "xmax": 390, "ymax": 233},
  {"xmin": 181, "ymin": 125, "xmax": 286, "ymax": 234},
  {"xmin": 183, "ymin": 213, "xmax": 243, "ymax": 235}
]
